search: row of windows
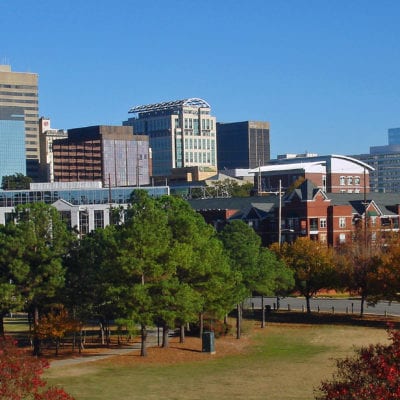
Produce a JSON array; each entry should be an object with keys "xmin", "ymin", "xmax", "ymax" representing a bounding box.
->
[
  {"xmin": 0, "ymin": 98, "xmax": 38, "ymax": 104},
  {"xmin": 183, "ymin": 118, "xmax": 214, "ymax": 131},
  {"xmin": 339, "ymin": 176, "xmax": 361, "ymax": 185},
  {"xmin": 339, "ymin": 189, "xmax": 361, "ymax": 194},
  {"xmin": 0, "ymin": 84, "xmax": 37, "ymax": 90},
  {"xmin": 184, "ymin": 138, "xmax": 214, "ymax": 150},
  {"xmin": 184, "ymin": 151, "xmax": 216, "ymax": 165},
  {"xmin": 0, "ymin": 91, "xmax": 37, "ymax": 97}
]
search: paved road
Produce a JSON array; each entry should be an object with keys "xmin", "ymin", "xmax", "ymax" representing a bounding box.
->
[{"xmin": 245, "ymin": 297, "xmax": 400, "ymax": 317}]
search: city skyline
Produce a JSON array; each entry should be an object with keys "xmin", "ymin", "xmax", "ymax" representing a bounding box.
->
[{"xmin": 2, "ymin": 0, "xmax": 400, "ymax": 158}]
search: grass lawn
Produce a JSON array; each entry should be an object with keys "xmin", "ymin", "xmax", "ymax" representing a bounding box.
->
[{"xmin": 44, "ymin": 321, "xmax": 389, "ymax": 400}]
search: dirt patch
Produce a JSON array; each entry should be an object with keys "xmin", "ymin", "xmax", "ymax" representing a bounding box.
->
[
  {"xmin": 44, "ymin": 328, "xmax": 254, "ymax": 366},
  {"xmin": 107, "ymin": 334, "xmax": 252, "ymax": 366}
]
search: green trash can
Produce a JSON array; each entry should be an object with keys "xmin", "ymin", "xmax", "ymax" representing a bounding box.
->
[{"xmin": 202, "ymin": 331, "xmax": 215, "ymax": 354}]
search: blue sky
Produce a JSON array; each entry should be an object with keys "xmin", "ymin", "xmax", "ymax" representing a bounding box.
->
[{"xmin": 2, "ymin": 0, "xmax": 400, "ymax": 158}]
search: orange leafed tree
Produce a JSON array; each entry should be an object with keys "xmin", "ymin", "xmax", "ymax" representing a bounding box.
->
[
  {"xmin": 275, "ymin": 238, "xmax": 336, "ymax": 313},
  {"xmin": 35, "ymin": 306, "xmax": 80, "ymax": 356}
]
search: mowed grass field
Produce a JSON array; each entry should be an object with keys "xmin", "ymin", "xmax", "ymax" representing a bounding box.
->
[{"xmin": 44, "ymin": 322, "xmax": 389, "ymax": 400}]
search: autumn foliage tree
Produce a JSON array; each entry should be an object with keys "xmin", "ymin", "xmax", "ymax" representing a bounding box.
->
[
  {"xmin": 276, "ymin": 237, "xmax": 336, "ymax": 313},
  {"xmin": 315, "ymin": 327, "xmax": 400, "ymax": 400},
  {"xmin": 35, "ymin": 306, "xmax": 80, "ymax": 356},
  {"xmin": 0, "ymin": 336, "xmax": 74, "ymax": 400}
]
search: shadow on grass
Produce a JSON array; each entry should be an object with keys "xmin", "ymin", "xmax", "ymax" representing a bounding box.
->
[{"xmin": 244, "ymin": 309, "xmax": 400, "ymax": 329}]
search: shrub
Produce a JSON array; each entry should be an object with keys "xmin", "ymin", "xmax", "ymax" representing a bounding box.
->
[
  {"xmin": 315, "ymin": 326, "xmax": 400, "ymax": 400},
  {"xmin": 0, "ymin": 336, "xmax": 74, "ymax": 400}
]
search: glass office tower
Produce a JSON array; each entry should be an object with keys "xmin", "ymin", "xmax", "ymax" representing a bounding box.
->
[
  {"xmin": 0, "ymin": 65, "xmax": 39, "ymax": 180},
  {"xmin": 0, "ymin": 107, "xmax": 26, "ymax": 183}
]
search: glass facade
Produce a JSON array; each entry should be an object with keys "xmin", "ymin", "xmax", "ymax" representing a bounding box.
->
[
  {"xmin": 216, "ymin": 121, "xmax": 270, "ymax": 170},
  {"xmin": 0, "ymin": 107, "xmax": 26, "ymax": 182},
  {"xmin": 0, "ymin": 186, "xmax": 169, "ymax": 207},
  {"xmin": 103, "ymin": 139, "xmax": 149, "ymax": 186},
  {"xmin": 0, "ymin": 66, "xmax": 39, "ymax": 179}
]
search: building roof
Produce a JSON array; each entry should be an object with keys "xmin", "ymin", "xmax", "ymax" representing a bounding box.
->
[
  {"xmin": 328, "ymin": 193, "xmax": 400, "ymax": 216},
  {"xmin": 188, "ymin": 196, "xmax": 279, "ymax": 212},
  {"xmin": 288, "ymin": 179, "xmax": 327, "ymax": 201},
  {"xmin": 128, "ymin": 98, "xmax": 211, "ymax": 114},
  {"xmin": 250, "ymin": 161, "xmax": 326, "ymax": 174},
  {"xmin": 261, "ymin": 154, "xmax": 374, "ymax": 172}
]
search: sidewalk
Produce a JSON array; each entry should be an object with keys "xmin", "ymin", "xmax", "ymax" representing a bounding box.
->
[{"xmin": 50, "ymin": 330, "xmax": 159, "ymax": 368}]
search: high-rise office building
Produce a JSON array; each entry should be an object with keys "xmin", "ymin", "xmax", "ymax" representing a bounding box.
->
[
  {"xmin": 52, "ymin": 125, "xmax": 151, "ymax": 187},
  {"xmin": 388, "ymin": 128, "xmax": 400, "ymax": 145},
  {"xmin": 39, "ymin": 117, "xmax": 68, "ymax": 182},
  {"xmin": 0, "ymin": 65, "xmax": 39, "ymax": 179},
  {"xmin": 124, "ymin": 98, "xmax": 217, "ymax": 180},
  {"xmin": 352, "ymin": 127, "xmax": 400, "ymax": 192},
  {"xmin": 0, "ymin": 107, "xmax": 26, "ymax": 184},
  {"xmin": 216, "ymin": 121, "xmax": 270, "ymax": 170}
]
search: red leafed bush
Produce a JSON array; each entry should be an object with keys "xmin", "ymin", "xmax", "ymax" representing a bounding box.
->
[
  {"xmin": 0, "ymin": 336, "xmax": 74, "ymax": 400},
  {"xmin": 316, "ymin": 326, "xmax": 400, "ymax": 400}
]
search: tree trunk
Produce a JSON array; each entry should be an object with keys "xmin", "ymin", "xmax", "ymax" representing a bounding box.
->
[
  {"xmin": 360, "ymin": 293, "xmax": 365, "ymax": 317},
  {"xmin": 162, "ymin": 324, "xmax": 169, "ymax": 348},
  {"xmin": 99, "ymin": 321, "xmax": 105, "ymax": 345},
  {"xmin": 0, "ymin": 312, "xmax": 5, "ymax": 337},
  {"xmin": 140, "ymin": 324, "xmax": 147, "ymax": 357},
  {"xmin": 236, "ymin": 303, "xmax": 241, "ymax": 339},
  {"xmin": 261, "ymin": 295, "xmax": 265, "ymax": 328},
  {"xmin": 33, "ymin": 305, "xmax": 41, "ymax": 356},
  {"xmin": 199, "ymin": 312, "xmax": 204, "ymax": 338},
  {"xmin": 306, "ymin": 295, "xmax": 311, "ymax": 314},
  {"xmin": 179, "ymin": 324, "xmax": 185, "ymax": 344}
]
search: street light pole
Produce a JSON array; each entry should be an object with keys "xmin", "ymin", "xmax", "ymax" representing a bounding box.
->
[{"xmin": 278, "ymin": 179, "xmax": 282, "ymax": 247}]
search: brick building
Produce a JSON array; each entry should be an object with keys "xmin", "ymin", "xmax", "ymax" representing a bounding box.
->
[
  {"xmin": 52, "ymin": 125, "xmax": 151, "ymax": 187},
  {"xmin": 254, "ymin": 154, "xmax": 373, "ymax": 194},
  {"xmin": 189, "ymin": 179, "xmax": 400, "ymax": 247}
]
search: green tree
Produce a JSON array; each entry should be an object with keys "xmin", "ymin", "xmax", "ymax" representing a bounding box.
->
[
  {"xmin": 63, "ymin": 225, "xmax": 120, "ymax": 346},
  {"xmin": 13, "ymin": 203, "xmax": 74, "ymax": 355},
  {"xmin": 157, "ymin": 195, "xmax": 233, "ymax": 341},
  {"xmin": 278, "ymin": 237, "xmax": 336, "ymax": 313},
  {"xmin": 219, "ymin": 220, "xmax": 265, "ymax": 338},
  {"xmin": 1, "ymin": 173, "xmax": 32, "ymax": 190},
  {"xmin": 0, "ymin": 224, "xmax": 29, "ymax": 336},
  {"xmin": 116, "ymin": 190, "xmax": 172, "ymax": 356},
  {"xmin": 255, "ymin": 247, "xmax": 294, "ymax": 327}
]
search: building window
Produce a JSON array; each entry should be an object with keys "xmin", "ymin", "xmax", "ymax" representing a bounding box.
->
[
  {"xmin": 339, "ymin": 233, "xmax": 346, "ymax": 243},
  {"xmin": 59, "ymin": 211, "xmax": 71, "ymax": 229},
  {"xmin": 320, "ymin": 218, "xmax": 327, "ymax": 228},
  {"xmin": 320, "ymin": 233, "xmax": 327, "ymax": 243},
  {"xmin": 370, "ymin": 216, "xmax": 377, "ymax": 227},
  {"xmin": 339, "ymin": 217, "xmax": 346, "ymax": 228},
  {"xmin": 354, "ymin": 176, "xmax": 360, "ymax": 185},
  {"xmin": 340, "ymin": 176, "xmax": 345, "ymax": 185},
  {"xmin": 347, "ymin": 176, "xmax": 353, "ymax": 185},
  {"xmin": 94, "ymin": 210, "xmax": 104, "ymax": 229},
  {"xmin": 310, "ymin": 218, "xmax": 318, "ymax": 230},
  {"xmin": 79, "ymin": 210, "xmax": 89, "ymax": 236}
]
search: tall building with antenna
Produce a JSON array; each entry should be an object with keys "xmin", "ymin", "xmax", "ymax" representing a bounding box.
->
[{"xmin": 0, "ymin": 65, "xmax": 39, "ymax": 180}]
